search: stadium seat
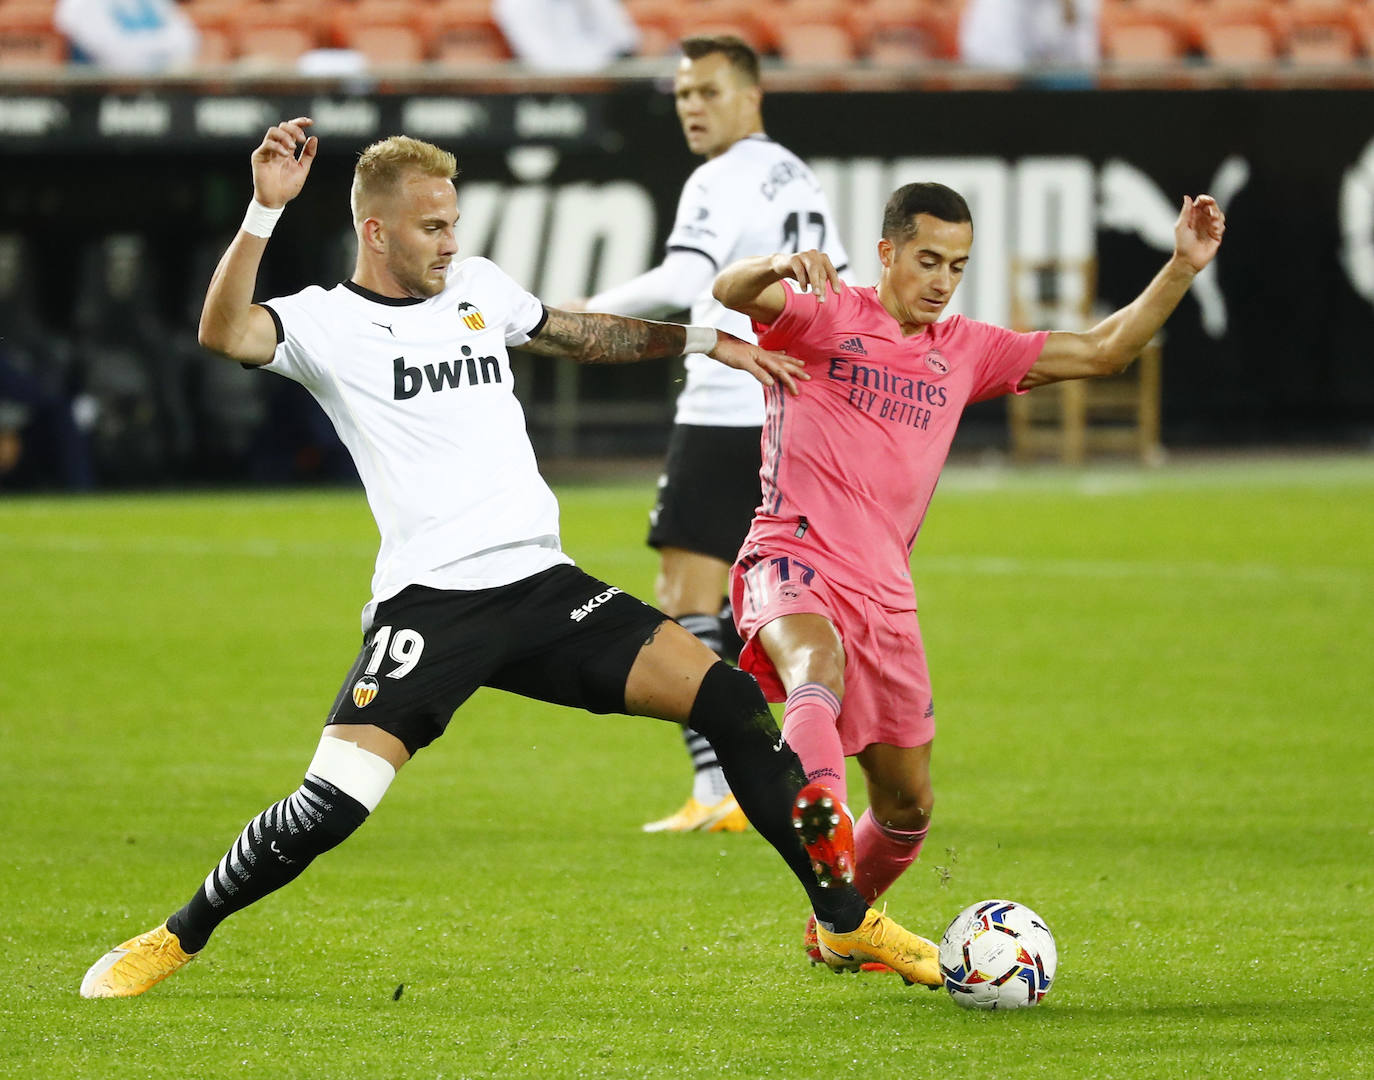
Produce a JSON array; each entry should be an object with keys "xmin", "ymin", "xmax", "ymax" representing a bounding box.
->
[
  {"xmin": 673, "ymin": 0, "xmax": 774, "ymax": 52},
  {"xmin": 1191, "ymin": 1, "xmax": 1282, "ymax": 62},
  {"xmin": 196, "ymin": 25, "xmax": 233, "ymax": 65},
  {"xmin": 428, "ymin": 0, "xmax": 510, "ymax": 64},
  {"xmin": 1102, "ymin": 21, "xmax": 1186, "ymax": 62},
  {"xmin": 0, "ymin": 25, "xmax": 64, "ymax": 68},
  {"xmin": 775, "ymin": 21, "xmax": 858, "ymax": 65},
  {"xmin": 854, "ymin": 0, "xmax": 961, "ymax": 65},
  {"xmin": 621, "ymin": 0, "xmax": 677, "ymax": 53},
  {"xmin": 338, "ymin": 21, "xmax": 426, "ymax": 65},
  {"xmin": 1285, "ymin": 6, "xmax": 1361, "ymax": 63},
  {"xmin": 1100, "ymin": 0, "xmax": 1192, "ymax": 59},
  {"xmin": 233, "ymin": 23, "xmax": 317, "ymax": 65},
  {"xmin": 181, "ymin": 0, "xmax": 240, "ymax": 35},
  {"xmin": 224, "ymin": 3, "xmax": 323, "ymax": 66}
]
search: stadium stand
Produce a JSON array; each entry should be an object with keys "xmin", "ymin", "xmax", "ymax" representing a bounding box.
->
[{"xmin": 0, "ymin": 0, "xmax": 65, "ymax": 69}]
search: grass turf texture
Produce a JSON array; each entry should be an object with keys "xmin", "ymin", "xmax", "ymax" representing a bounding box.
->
[{"xmin": 3, "ymin": 456, "xmax": 1371, "ymax": 1079}]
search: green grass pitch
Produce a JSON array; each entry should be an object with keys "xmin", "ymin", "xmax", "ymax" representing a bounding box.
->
[{"xmin": 3, "ymin": 456, "xmax": 1372, "ymax": 1079}]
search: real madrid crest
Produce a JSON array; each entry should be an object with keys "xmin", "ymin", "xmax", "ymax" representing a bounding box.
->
[{"xmin": 352, "ymin": 675, "xmax": 380, "ymax": 709}]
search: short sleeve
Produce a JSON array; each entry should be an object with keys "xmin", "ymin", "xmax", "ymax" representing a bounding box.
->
[
  {"xmin": 259, "ymin": 286, "xmax": 333, "ymax": 388},
  {"xmin": 964, "ymin": 321, "xmax": 1050, "ymax": 403},
  {"xmin": 664, "ymin": 165, "xmax": 747, "ymax": 272},
  {"xmin": 753, "ymin": 281, "xmax": 825, "ymax": 350},
  {"xmin": 462, "ymin": 258, "xmax": 548, "ymax": 346}
]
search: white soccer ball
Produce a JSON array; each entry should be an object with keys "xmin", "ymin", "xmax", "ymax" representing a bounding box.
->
[{"xmin": 938, "ymin": 899, "xmax": 1057, "ymax": 1010}]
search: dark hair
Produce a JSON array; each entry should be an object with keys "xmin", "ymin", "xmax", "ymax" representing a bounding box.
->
[
  {"xmin": 881, "ymin": 182, "xmax": 973, "ymax": 244},
  {"xmin": 680, "ymin": 34, "xmax": 760, "ymax": 84}
]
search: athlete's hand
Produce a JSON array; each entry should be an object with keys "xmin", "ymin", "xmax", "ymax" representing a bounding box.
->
[
  {"xmin": 710, "ymin": 332, "xmax": 810, "ymax": 395},
  {"xmin": 1174, "ymin": 194, "xmax": 1225, "ymax": 273},
  {"xmin": 769, "ymin": 249, "xmax": 845, "ymax": 303},
  {"xmin": 251, "ymin": 117, "xmax": 318, "ymax": 210}
]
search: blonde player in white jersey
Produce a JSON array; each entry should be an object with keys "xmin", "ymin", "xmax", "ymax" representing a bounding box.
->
[
  {"xmin": 79, "ymin": 120, "xmax": 950, "ymax": 999},
  {"xmin": 568, "ymin": 36, "xmax": 850, "ymax": 834}
]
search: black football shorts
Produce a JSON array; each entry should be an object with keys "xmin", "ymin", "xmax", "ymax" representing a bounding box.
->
[
  {"xmin": 324, "ymin": 565, "xmax": 669, "ymax": 754},
  {"xmin": 646, "ymin": 423, "xmax": 762, "ymax": 564}
]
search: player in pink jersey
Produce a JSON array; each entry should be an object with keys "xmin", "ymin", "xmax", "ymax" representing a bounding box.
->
[{"xmin": 714, "ymin": 181, "xmax": 1226, "ymax": 966}]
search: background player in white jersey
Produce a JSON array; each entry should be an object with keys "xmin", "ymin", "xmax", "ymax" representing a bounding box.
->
[
  {"xmin": 567, "ymin": 36, "xmax": 850, "ymax": 834},
  {"xmin": 79, "ymin": 119, "xmax": 948, "ymax": 998}
]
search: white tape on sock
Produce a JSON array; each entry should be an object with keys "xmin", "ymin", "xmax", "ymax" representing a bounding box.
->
[{"xmin": 307, "ymin": 735, "xmax": 396, "ymax": 813}]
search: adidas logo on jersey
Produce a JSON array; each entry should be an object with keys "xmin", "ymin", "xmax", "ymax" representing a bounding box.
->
[
  {"xmin": 394, "ymin": 346, "xmax": 502, "ymax": 400},
  {"xmin": 838, "ymin": 336, "xmax": 867, "ymax": 355}
]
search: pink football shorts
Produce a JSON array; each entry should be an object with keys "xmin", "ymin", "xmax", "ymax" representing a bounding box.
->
[{"xmin": 730, "ymin": 546, "xmax": 935, "ymax": 754}]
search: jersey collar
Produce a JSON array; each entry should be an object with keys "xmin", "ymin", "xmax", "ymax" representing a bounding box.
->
[{"xmin": 343, "ymin": 280, "xmax": 427, "ymax": 306}]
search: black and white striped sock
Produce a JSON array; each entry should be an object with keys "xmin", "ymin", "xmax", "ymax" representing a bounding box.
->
[
  {"xmin": 677, "ymin": 612, "xmax": 731, "ymax": 802},
  {"xmin": 166, "ymin": 775, "xmax": 369, "ymax": 953}
]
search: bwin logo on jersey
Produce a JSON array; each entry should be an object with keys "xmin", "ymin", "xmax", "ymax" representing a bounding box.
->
[
  {"xmin": 457, "ymin": 301, "xmax": 486, "ymax": 331},
  {"xmin": 569, "ymin": 587, "xmax": 622, "ymax": 621},
  {"xmin": 394, "ymin": 347, "xmax": 502, "ymax": 400}
]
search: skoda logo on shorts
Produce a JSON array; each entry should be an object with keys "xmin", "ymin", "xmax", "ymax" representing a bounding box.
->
[{"xmin": 352, "ymin": 676, "xmax": 380, "ymax": 709}]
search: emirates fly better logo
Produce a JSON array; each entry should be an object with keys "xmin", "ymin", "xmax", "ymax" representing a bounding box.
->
[{"xmin": 458, "ymin": 301, "xmax": 485, "ymax": 331}]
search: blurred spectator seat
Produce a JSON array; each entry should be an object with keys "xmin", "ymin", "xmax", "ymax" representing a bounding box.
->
[
  {"xmin": 1190, "ymin": 0, "xmax": 1282, "ymax": 62},
  {"xmin": 428, "ymin": 0, "xmax": 510, "ymax": 63},
  {"xmin": 1102, "ymin": 20, "xmax": 1185, "ymax": 62},
  {"xmin": 219, "ymin": 1, "xmax": 326, "ymax": 65},
  {"xmin": 0, "ymin": 27, "xmax": 66, "ymax": 67},
  {"xmin": 1354, "ymin": 4, "xmax": 1374, "ymax": 57},
  {"xmin": 855, "ymin": 0, "xmax": 961, "ymax": 65},
  {"xmin": 622, "ymin": 0, "xmax": 678, "ymax": 55},
  {"xmin": 331, "ymin": 0, "xmax": 427, "ymax": 66},
  {"xmin": 775, "ymin": 21, "xmax": 858, "ymax": 64},
  {"xmin": 1100, "ymin": 0, "xmax": 1190, "ymax": 61},
  {"xmin": 0, "ymin": 0, "xmax": 66, "ymax": 67},
  {"xmin": 672, "ymin": 0, "xmax": 773, "ymax": 52},
  {"xmin": 1285, "ymin": 4, "xmax": 1360, "ymax": 63}
]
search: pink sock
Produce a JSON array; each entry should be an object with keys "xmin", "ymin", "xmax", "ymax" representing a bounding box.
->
[
  {"xmin": 853, "ymin": 807, "xmax": 929, "ymax": 903},
  {"xmin": 782, "ymin": 682, "xmax": 846, "ymax": 805}
]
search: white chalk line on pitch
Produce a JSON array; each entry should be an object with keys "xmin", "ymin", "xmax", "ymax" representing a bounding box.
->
[{"xmin": 1, "ymin": 533, "xmax": 1367, "ymax": 589}]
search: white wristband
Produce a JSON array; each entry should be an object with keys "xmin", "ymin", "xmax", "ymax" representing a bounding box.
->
[
  {"xmin": 683, "ymin": 325, "xmax": 718, "ymax": 356},
  {"xmin": 241, "ymin": 200, "xmax": 284, "ymax": 238}
]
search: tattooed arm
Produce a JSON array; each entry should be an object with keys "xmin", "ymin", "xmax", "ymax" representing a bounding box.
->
[
  {"xmin": 525, "ymin": 308, "xmax": 809, "ymax": 393},
  {"xmin": 525, "ymin": 308, "xmax": 688, "ymax": 365}
]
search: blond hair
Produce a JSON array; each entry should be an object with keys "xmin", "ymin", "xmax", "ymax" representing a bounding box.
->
[{"xmin": 351, "ymin": 136, "xmax": 458, "ymax": 224}]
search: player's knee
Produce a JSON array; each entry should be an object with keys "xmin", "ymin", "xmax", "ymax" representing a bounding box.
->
[
  {"xmin": 792, "ymin": 642, "xmax": 845, "ymax": 698},
  {"xmin": 870, "ymin": 780, "xmax": 934, "ymax": 831},
  {"xmin": 687, "ymin": 661, "xmax": 770, "ymax": 744},
  {"xmin": 305, "ymin": 734, "xmax": 398, "ymax": 835}
]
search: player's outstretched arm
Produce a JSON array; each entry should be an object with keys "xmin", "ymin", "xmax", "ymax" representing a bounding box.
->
[
  {"xmin": 526, "ymin": 309, "xmax": 808, "ymax": 394},
  {"xmin": 1020, "ymin": 195, "xmax": 1225, "ymax": 390},
  {"xmin": 713, "ymin": 250, "xmax": 845, "ymax": 323},
  {"xmin": 199, "ymin": 117, "xmax": 318, "ymax": 366}
]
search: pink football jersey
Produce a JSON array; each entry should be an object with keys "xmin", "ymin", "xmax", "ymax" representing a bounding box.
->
[{"xmin": 745, "ymin": 284, "xmax": 1047, "ymax": 610}]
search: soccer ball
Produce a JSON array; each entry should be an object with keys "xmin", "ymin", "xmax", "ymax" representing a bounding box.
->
[{"xmin": 938, "ymin": 899, "xmax": 1057, "ymax": 1010}]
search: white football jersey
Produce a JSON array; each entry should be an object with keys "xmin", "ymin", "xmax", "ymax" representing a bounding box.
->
[
  {"xmin": 666, "ymin": 134, "xmax": 849, "ymax": 427},
  {"xmin": 262, "ymin": 257, "xmax": 572, "ymax": 630}
]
